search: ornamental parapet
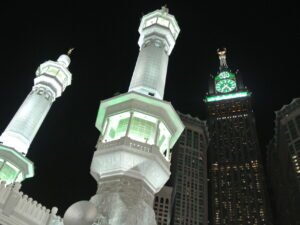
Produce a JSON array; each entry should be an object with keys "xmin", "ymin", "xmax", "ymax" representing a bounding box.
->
[{"xmin": 0, "ymin": 181, "xmax": 63, "ymax": 225}]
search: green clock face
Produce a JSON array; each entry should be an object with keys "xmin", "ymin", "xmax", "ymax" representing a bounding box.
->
[{"xmin": 215, "ymin": 79, "xmax": 236, "ymax": 93}]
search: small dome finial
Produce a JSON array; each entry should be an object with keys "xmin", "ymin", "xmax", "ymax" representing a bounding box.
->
[
  {"xmin": 217, "ymin": 48, "xmax": 228, "ymax": 71},
  {"xmin": 161, "ymin": 5, "xmax": 169, "ymax": 13}
]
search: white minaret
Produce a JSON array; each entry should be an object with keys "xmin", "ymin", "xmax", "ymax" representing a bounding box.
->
[
  {"xmin": 87, "ymin": 6, "xmax": 184, "ymax": 225},
  {"xmin": 0, "ymin": 51, "xmax": 73, "ymax": 184}
]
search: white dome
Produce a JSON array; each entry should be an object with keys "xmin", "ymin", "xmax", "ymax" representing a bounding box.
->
[
  {"xmin": 57, "ymin": 54, "xmax": 71, "ymax": 67},
  {"xmin": 63, "ymin": 201, "xmax": 98, "ymax": 225}
]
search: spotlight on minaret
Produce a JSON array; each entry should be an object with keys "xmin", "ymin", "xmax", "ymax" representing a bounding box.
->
[
  {"xmin": 89, "ymin": 6, "xmax": 184, "ymax": 225},
  {"xmin": 0, "ymin": 51, "xmax": 73, "ymax": 183}
]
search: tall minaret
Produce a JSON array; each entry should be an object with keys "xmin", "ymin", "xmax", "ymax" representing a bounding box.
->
[
  {"xmin": 89, "ymin": 7, "xmax": 183, "ymax": 225},
  {"xmin": 0, "ymin": 51, "xmax": 73, "ymax": 184}
]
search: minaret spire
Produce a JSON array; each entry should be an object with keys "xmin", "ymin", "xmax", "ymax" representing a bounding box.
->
[{"xmin": 217, "ymin": 48, "xmax": 228, "ymax": 71}]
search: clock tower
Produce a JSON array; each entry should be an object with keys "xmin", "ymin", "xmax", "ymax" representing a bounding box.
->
[
  {"xmin": 205, "ymin": 49, "xmax": 272, "ymax": 225},
  {"xmin": 207, "ymin": 48, "xmax": 248, "ymax": 101}
]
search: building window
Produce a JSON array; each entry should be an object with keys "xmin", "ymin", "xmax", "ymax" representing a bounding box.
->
[
  {"xmin": 200, "ymin": 134, "xmax": 204, "ymax": 141},
  {"xmin": 193, "ymin": 131, "xmax": 199, "ymax": 149},
  {"xmin": 179, "ymin": 131, "xmax": 186, "ymax": 145},
  {"xmin": 283, "ymin": 125, "xmax": 291, "ymax": 143},
  {"xmin": 296, "ymin": 115, "xmax": 300, "ymax": 132},
  {"xmin": 294, "ymin": 140, "xmax": 300, "ymax": 151},
  {"xmin": 187, "ymin": 129, "xmax": 193, "ymax": 147},
  {"xmin": 288, "ymin": 120, "xmax": 298, "ymax": 139}
]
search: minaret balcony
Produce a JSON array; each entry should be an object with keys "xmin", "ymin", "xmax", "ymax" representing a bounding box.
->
[
  {"xmin": 96, "ymin": 92, "xmax": 184, "ymax": 152},
  {"xmin": 138, "ymin": 7, "xmax": 180, "ymax": 54},
  {"xmin": 96, "ymin": 136, "xmax": 170, "ymax": 166},
  {"xmin": 0, "ymin": 144, "xmax": 34, "ymax": 184},
  {"xmin": 91, "ymin": 136, "xmax": 171, "ymax": 193},
  {"xmin": 34, "ymin": 58, "xmax": 72, "ymax": 98}
]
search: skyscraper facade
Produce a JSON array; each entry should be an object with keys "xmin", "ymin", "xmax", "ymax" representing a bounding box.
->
[
  {"xmin": 266, "ymin": 98, "xmax": 300, "ymax": 225},
  {"xmin": 205, "ymin": 49, "xmax": 272, "ymax": 225},
  {"xmin": 153, "ymin": 186, "xmax": 173, "ymax": 225},
  {"xmin": 169, "ymin": 112, "xmax": 209, "ymax": 225}
]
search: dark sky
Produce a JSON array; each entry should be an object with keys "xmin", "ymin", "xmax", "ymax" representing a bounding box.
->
[{"xmin": 0, "ymin": 0, "xmax": 299, "ymax": 216}]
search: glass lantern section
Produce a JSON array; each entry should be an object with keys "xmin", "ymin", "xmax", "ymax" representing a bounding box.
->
[
  {"xmin": 0, "ymin": 159, "xmax": 22, "ymax": 183},
  {"xmin": 128, "ymin": 112, "xmax": 157, "ymax": 145},
  {"xmin": 103, "ymin": 112, "xmax": 131, "ymax": 142},
  {"xmin": 42, "ymin": 66, "xmax": 69, "ymax": 87},
  {"xmin": 157, "ymin": 122, "xmax": 171, "ymax": 156},
  {"xmin": 145, "ymin": 17, "xmax": 157, "ymax": 27},
  {"xmin": 143, "ymin": 16, "xmax": 177, "ymax": 39},
  {"xmin": 157, "ymin": 17, "xmax": 170, "ymax": 27},
  {"xmin": 101, "ymin": 111, "xmax": 172, "ymax": 158}
]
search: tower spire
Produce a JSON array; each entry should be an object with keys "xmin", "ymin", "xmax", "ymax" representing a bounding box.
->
[{"xmin": 217, "ymin": 48, "xmax": 228, "ymax": 71}]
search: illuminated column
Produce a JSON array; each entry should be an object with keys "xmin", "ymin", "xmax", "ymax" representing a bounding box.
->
[
  {"xmin": 89, "ymin": 6, "xmax": 184, "ymax": 225},
  {"xmin": 128, "ymin": 6, "xmax": 180, "ymax": 100},
  {"xmin": 0, "ymin": 52, "xmax": 72, "ymax": 184}
]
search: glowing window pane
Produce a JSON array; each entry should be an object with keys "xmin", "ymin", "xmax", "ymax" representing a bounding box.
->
[
  {"xmin": 157, "ymin": 17, "xmax": 169, "ymax": 27},
  {"xmin": 15, "ymin": 172, "xmax": 24, "ymax": 182},
  {"xmin": 0, "ymin": 162, "xmax": 19, "ymax": 183},
  {"xmin": 115, "ymin": 117, "xmax": 129, "ymax": 139},
  {"xmin": 47, "ymin": 66, "xmax": 59, "ymax": 75},
  {"xmin": 104, "ymin": 112, "xmax": 130, "ymax": 142},
  {"xmin": 129, "ymin": 117, "xmax": 156, "ymax": 144},
  {"xmin": 145, "ymin": 17, "xmax": 157, "ymax": 27},
  {"xmin": 158, "ymin": 122, "xmax": 171, "ymax": 153},
  {"xmin": 56, "ymin": 71, "xmax": 67, "ymax": 84},
  {"xmin": 169, "ymin": 23, "xmax": 176, "ymax": 36},
  {"xmin": 108, "ymin": 129, "xmax": 116, "ymax": 139},
  {"xmin": 158, "ymin": 135, "xmax": 165, "ymax": 147}
]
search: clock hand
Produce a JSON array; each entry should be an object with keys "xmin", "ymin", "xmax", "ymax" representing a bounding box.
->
[
  {"xmin": 221, "ymin": 85, "xmax": 227, "ymax": 92},
  {"xmin": 222, "ymin": 84, "xmax": 229, "ymax": 92}
]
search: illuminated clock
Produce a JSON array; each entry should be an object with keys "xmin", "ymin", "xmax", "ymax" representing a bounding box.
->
[{"xmin": 215, "ymin": 79, "xmax": 236, "ymax": 93}]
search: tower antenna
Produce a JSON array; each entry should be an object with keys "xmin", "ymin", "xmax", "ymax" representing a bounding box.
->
[{"xmin": 217, "ymin": 48, "xmax": 228, "ymax": 71}]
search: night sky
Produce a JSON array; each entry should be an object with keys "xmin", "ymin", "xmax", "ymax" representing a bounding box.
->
[{"xmin": 0, "ymin": 0, "xmax": 299, "ymax": 216}]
